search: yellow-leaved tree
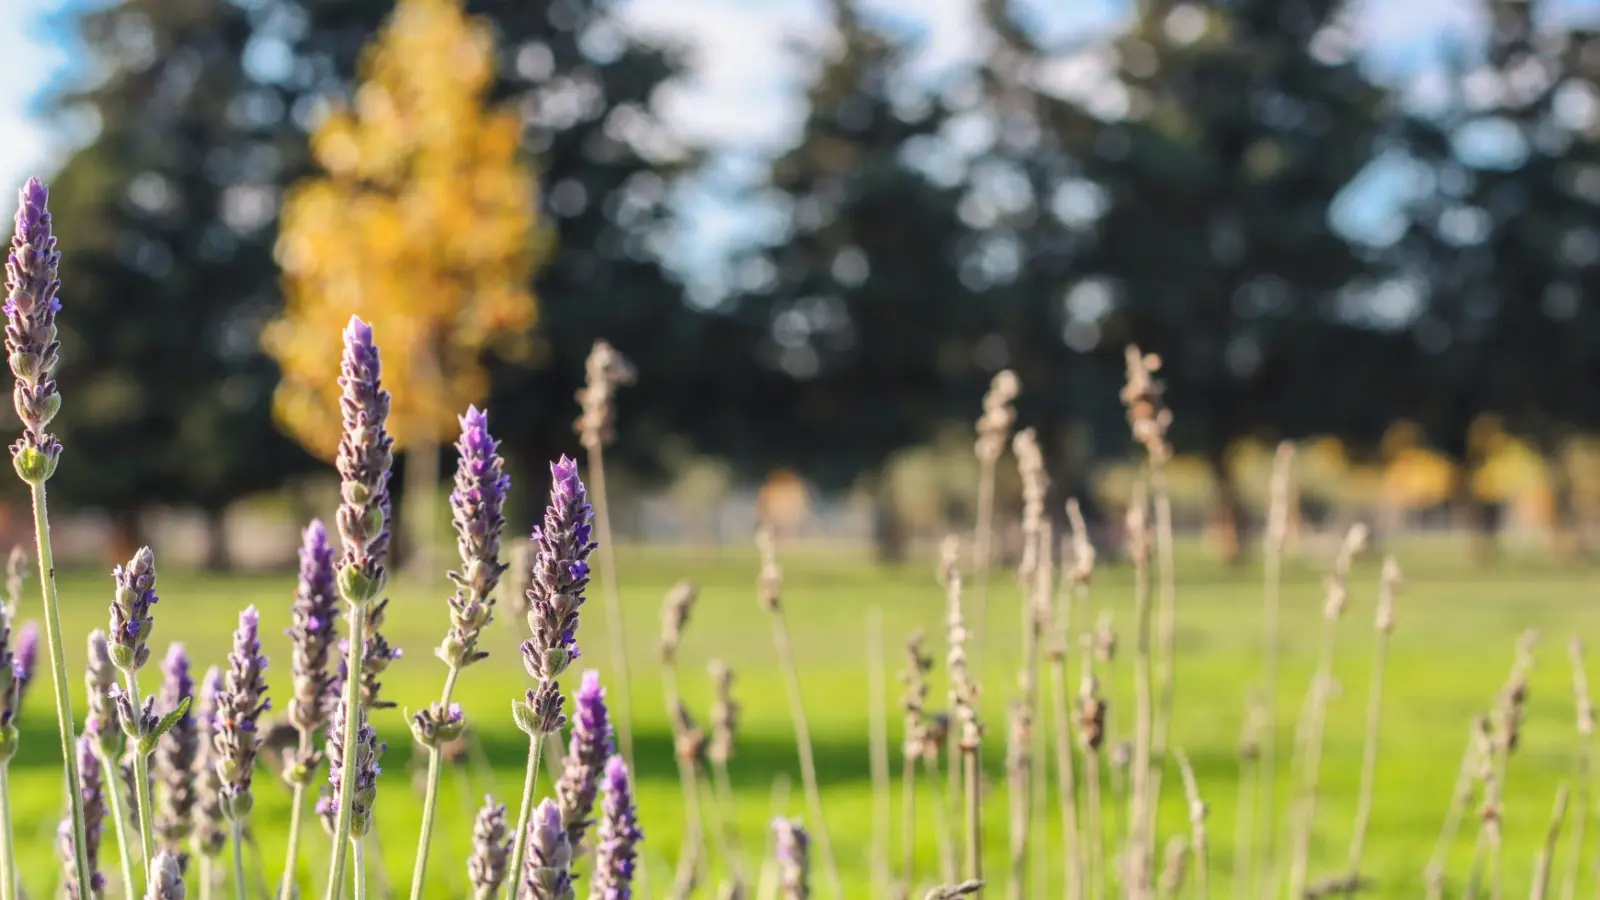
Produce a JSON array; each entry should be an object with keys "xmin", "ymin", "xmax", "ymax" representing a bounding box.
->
[{"xmin": 265, "ymin": 0, "xmax": 548, "ymax": 571}]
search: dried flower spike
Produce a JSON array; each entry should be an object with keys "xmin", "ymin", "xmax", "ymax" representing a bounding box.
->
[
  {"xmin": 5, "ymin": 177, "xmax": 63, "ymax": 481},
  {"xmin": 773, "ymin": 817, "xmax": 812, "ymax": 900},
  {"xmin": 593, "ymin": 756, "xmax": 642, "ymax": 900},
  {"xmin": 575, "ymin": 340, "xmax": 635, "ymax": 451},
  {"xmin": 659, "ymin": 580, "xmax": 698, "ymax": 663},
  {"xmin": 974, "ymin": 370, "xmax": 1020, "ymax": 465},
  {"xmin": 709, "ymin": 660, "xmax": 739, "ymax": 767},
  {"xmin": 439, "ymin": 405, "xmax": 511, "ymax": 671},
  {"xmin": 469, "ymin": 797, "xmax": 512, "ymax": 899},
  {"xmin": 1120, "ymin": 346, "xmax": 1171, "ymax": 464}
]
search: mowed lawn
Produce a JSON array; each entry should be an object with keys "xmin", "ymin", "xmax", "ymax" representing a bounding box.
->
[{"xmin": 5, "ymin": 539, "xmax": 1599, "ymax": 897}]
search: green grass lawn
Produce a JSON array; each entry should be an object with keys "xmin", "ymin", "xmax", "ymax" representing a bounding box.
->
[{"xmin": 7, "ymin": 539, "xmax": 1600, "ymax": 898}]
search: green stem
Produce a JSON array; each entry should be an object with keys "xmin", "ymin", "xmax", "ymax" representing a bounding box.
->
[
  {"xmin": 505, "ymin": 733, "xmax": 545, "ymax": 900},
  {"xmin": 280, "ymin": 742, "xmax": 309, "ymax": 900},
  {"xmin": 0, "ymin": 765, "xmax": 14, "ymax": 900},
  {"xmin": 324, "ymin": 604, "xmax": 367, "ymax": 900},
  {"xmin": 99, "ymin": 751, "xmax": 139, "ymax": 900},
  {"xmin": 409, "ymin": 667, "xmax": 461, "ymax": 900},
  {"xmin": 353, "ymin": 837, "xmax": 368, "ymax": 900},
  {"xmin": 232, "ymin": 819, "xmax": 247, "ymax": 900},
  {"xmin": 124, "ymin": 672, "xmax": 158, "ymax": 876},
  {"xmin": 27, "ymin": 481, "xmax": 92, "ymax": 896},
  {"xmin": 201, "ymin": 854, "xmax": 215, "ymax": 900}
]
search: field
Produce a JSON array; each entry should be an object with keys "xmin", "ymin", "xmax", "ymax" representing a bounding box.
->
[{"xmin": 5, "ymin": 538, "xmax": 1598, "ymax": 898}]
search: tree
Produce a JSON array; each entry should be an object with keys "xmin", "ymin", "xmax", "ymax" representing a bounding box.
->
[
  {"xmin": 44, "ymin": 0, "xmax": 318, "ymax": 565},
  {"xmin": 989, "ymin": 0, "xmax": 1391, "ymax": 560},
  {"xmin": 265, "ymin": 0, "xmax": 546, "ymax": 570},
  {"xmin": 1396, "ymin": 0, "xmax": 1600, "ymax": 560}
]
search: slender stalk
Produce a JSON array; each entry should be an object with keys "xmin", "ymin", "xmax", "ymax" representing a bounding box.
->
[
  {"xmin": 1255, "ymin": 443, "xmax": 1292, "ymax": 900},
  {"xmin": 323, "ymin": 605, "xmax": 367, "ymax": 900},
  {"xmin": 0, "ymin": 765, "xmax": 14, "ymax": 900},
  {"xmin": 504, "ymin": 734, "xmax": 545, "ymax": 900},
  {"xmin": 661, "ymin": 662, "xmax": 707, "ymax": 895},
  {"xmin": 962, "ymin": 747, "xmax": 982, "ymax": 888},
  {"xmin": 768, "ymin": 613, "xmax": 843, "ymax": 897},
  {"xmin": 231, "ymin": 819, "xmax": 247, "ymax": 900},
  {"xmin": 1007, "ymin": 703, "xmax": 1029, "ymax": 900},
  {"xmin": 710, "ymin": 758, "xmax": 749, "ymax": 887},
  {"xmin": 927, "ymin": 755, "xmax": 957, "ymax": 886},
  {"xmin": 27, "ymin": 482, "xmax": 92, "ymax": 896},
  {"xmin": 100, "ymin": 753, "xmax": 138, "ymax": 900},
  {"xmin": 869, "ymin": 608, "xmax": 893, "ymax": 897},
  {"xmin": 1083, "ymin": 748, "xmax": 1104, "ymax": 900},
  {"xmin": 972, "ymin": 457, "xmax": 997, "ymax": 650},
  {"xmin": 1048, "ymin": 648, "xmax": 1082, "ymax": 900},
  {"xmin": 1424, "ymin": 722, "xmax": 1483, "ymax": 900},
  {"xmin": 1561, "ymin": 639, "xmax": 1593, "ymax": 900},
  {"xmin": 1126, "ymin": 482, "xmax": 1155, "ymax": 900},
  {"xmin": 280, "ymin": 730, "xmax": 314, "ymax": 900},
  {"xmin": 1531, "ymin": 784, "xmax": 1571, "ymax": 900},
  {"xmin": 755, "ymin": 775, "xmax": 791, "ymax": 900},
  {"xmin": 352, "ymin": 838, "xmax": 368, "ymax": 900},
  {"xmin": 1175, "ymin": 749, "xmax": 1208, "ymax": 900},
  {"xmin": 409, "ymin": 667, "xmax": 462, "ymax": 900},
  {"xmin": 901, "ymin": 753, "xmax": 919, "ymax": 898},
  {"xmin": 1233, "ymin": 749, "xmax": 1255, "ymax": 900},
  {"xmin": 1146, "ymin": 463, "xmax": 1177, "ymax": 873},
  {"xmin": 586, "ymin": 446, "xmax": 635, "ymax": 768},
  {"xmin": 1344, "ymin": 557, "xmax": 1400, "ymax": 894},
  {"xmin": 202, "ymin": 854, "xmax": 215, "ymax": 900},
  {"xmin": 124, "ymin": 673, "xmax": 158, "ymax": 874}
]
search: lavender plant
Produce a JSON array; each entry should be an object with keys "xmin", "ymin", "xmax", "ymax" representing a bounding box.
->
[
  {"xmin": 593, "ymin": 756, "xmax": 642, "ymax": 900},
  {"xmin": 87, "ymin": 630, "xmax": 137, "ymax": 899},
  {"xmin": 510, "ymin": 457, "xmax": 595, "ymax": 890},
  {"xmin": 524, "ymin": 799, "xmax": 576, "ymax": 900},
  {"xmin": 4, "ymin": 178, "xmax": 92, "ymax": 896},
  {"xmin": 410, "ymin": 406, "xmax": 509, "ymax": 898},
  {"xmin": 153, "ymin": 645, "xmax": 199, "ymax": 866},
  {"xmin": 105, "ymin": 547, "xmax": 165, "ymax": 876},
  {"xmin": 59, "ymin": 734, "xmax": 106, "ymax": 900},
  {"xmin": 192, "ymin": 666, "xmax": 228, "ymax": 890},
  {"xmin": 324, "ymin": 317, "xmax": 394, "ymax": 900},
  {"xmin": 146, "ymin": 851, "xmax": 186, "ymax": 900},
  {"xmin": 773, "ymin": 818, "xmax": 811, "ymax": 900},
  {"xmin": 0, "ymin": 564, "xmax": 24, "ymax": 900},
  {"xmin": 280, "ymin": 520, "xmax": 338, "ymax": 899},
  {"xmin": 557, "ymin": 670, "xmax": 613, "ymax": 855},
  {"xmin": 469, "ymin": 798, "xmax": 512, "ymax": 900},
  {"xmin": 13, "ymin": 624, "xmax": 35, "ymax": 712},
  {"xmin": 214, "ymin": 608, "xmax": 269, "ymax": 900}
]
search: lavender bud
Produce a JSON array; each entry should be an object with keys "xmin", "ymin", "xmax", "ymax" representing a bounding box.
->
[
  {"xmin": 59, "ymin": 734, "xmax": 106, "ymax": 899},
  {"xmin": 469, "ymin": 797, "xmax": 512, "ymax": 899},
  {"xmin": 214, "ymin": 607, "xmax": 269, "ymax": 819},
  {"xmin": 5, "ymin": 178, "xmax": 62, "ymax": 482},
  {"xmin": 409, "ymin": 701, "xmax": 465, "ymax": 749},
  {"xmin": 192, "ymin": 667, "xmax": 227, "ymax": 858},
  {"xmin": 334, "ymin": 317, "xmax": 394, "ymax": 607},
  {"xmin": 556, "ymin": 670, "xmax": 612, "ymax": 855},
  {"xmin": 154, "ymin": 644, "xmax": 199, "ymax": 852},
  {"xmin": 15, "ymin": 620, "xmax": 36, "ymax": 708},
  {"xmin": 358, "ymin": 598, "xmax": 399, "ymax": 710},
  {"xmin": 773, "ymin": 818, "xmax": 811, "ymax": 900},
  {"xmin": 523, "ymin": 799, "xmax": 575, "ymax": 900},
  {"xmin": 111, "ymin": 683, "xmax": 158, "ymax": 741},
  {"xmin": 145, "ymin": 851, "xmax": 186, "ymax": 899},
  {"xmin": 287, "ymin": 520, "xmax": 338, "ymax": 738},
  {"xmin": 516, "ymin": 680, "xmax": 567, "ymax": 737},
  {"xmin": 708, "ymin": 660, "xmax": 739, "ymax": 767},
  {"xmin": 520, "ymin": 456, "xmax": 594, "ymax": 683},
  {"xmin": 439, "ymin": 406, "xmax": 510, "ymax": 671},
  {"xmin": 85, "ymin": 630, "xmax": 122, "ymax": 759},
  {"xmin": 108, "ymin": 547, "xmax": 159, "ymax": 672},
  {"xmin": 316, "ymin": 697, "xmax": 383, "ymax": 837},
  {"xmin": 592, "ymin": 756, "xmax": 642, "ymax": 900}
]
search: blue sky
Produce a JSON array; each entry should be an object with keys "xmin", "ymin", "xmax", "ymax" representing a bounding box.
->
[{"xmin": 0, "ymin": 0, "xmax": 1574, "ymax": 280}]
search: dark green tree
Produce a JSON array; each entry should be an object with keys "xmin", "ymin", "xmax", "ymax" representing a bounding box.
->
[
  {"xmin": 44, "ymin": 0, "xmax": 318, "ymax": 565},
  {"xmin": 984, "ymin": 0, "xmax": 1392, "ymax": 559}
]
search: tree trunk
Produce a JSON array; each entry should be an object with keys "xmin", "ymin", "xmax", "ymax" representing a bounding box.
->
[
  {"xmin": 1540, "ymin": 439, "xmax": 1586, "ymax": 563},
  {"xmin": 404, "ymin": 440, "xmax": 440, "ymax": 581},
  {"xmin": 109, "ymin": 509, "xmax": 143, "ymax": 565},
  {"xmin": 872, "ymin": 488, "xmax": 906, "ymax": 564},
  {"xmin": 203, "ymin": 505, "xmax": 233, "ymax": 572},
  {"xmin": 1205, "ymin": 446, "xmax": 1248, "ymax": 567}
]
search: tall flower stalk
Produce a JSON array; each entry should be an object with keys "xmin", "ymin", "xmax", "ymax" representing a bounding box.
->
[
  {"xmin": 324, "ymin": 317, "xmax": 395, "ymax": 900},
  {"xmin": 214, "ymin": 608, "xmax": 269, "ymax": 900},
  {"xmin": 280, "ymin": 520, "xmax": 338, "ymax": 899},
  {"xmin": 4, "ymin": 178, "xmax": 91, "ymax": 896},
  {"xmin": 469, "ymin": 797, "xmax": 513, "ymax": 900},
  {"xmin": 575, "ymin": 340, "xmax": 637, "ymax": 768},
  {"xmin": 658, "ymin": 580, "xmax": 707, "ymax": 891},
  {"xmin": 593, "ymin": 755, "xmax": 643, "ymax": 900},
  {"xmin": 411, "ymin": 406, "xmax": 509, "ymax": 898},
  {"xmin": 321, "ymin": 696, "xmax": 383, "ymax": 900},
  {"xmin": 556, "ymin": 670, "xmax": 613, "ymax": 856},
  {"xmin": 510, "ymin": 457, "xmax": 596, "ymax": 895},
  {"xmin": 106, "ymin": 546, "xmax": 162, "ymax": 876}
]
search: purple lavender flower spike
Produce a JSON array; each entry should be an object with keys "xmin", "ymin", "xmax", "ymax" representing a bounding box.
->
[
  {"xmin": 84, "ymin": 630, "xmax": 121, "ymax": 759},
  {"xmin": 358, "ymin": 597, "xmax": 399, "ymax": 710},
  {"xmin": 469, "ymin": 797, "xmax": 512, "ymax": 899},
  {"xmin": 58, "ymin": 734, "xmax": 106, "ymax": 899},
  {"xmin": 154, "ymin": 643, "xmax": 199, "ymax": 853},
  {"xmin": 773, "ymin": 818, "xmax": 811, "ymax": 900},
  {"xmin": 519, "ymin": 457, "xmax": 595, "ymax": 690},
  {"xmin": 523, "ymin": 799, "xmax": 575, "ymax": 900},
  {"xmin": 334, "ymin": 316, "xmax": 394, "ymax": 608},
  {"xmin": 15, "ymin": 620, "xmax": 36, "ymax": 707},
  {"xmin": 592, "ymin": 756, "xmax": 642, "ymax": 900},
  {"xmin": 316, "ymin": 695, "xmax": 383, "ymax": 837},
  {"xmin": 145, "ymin": 851, "xmax": 185, "ymax": 899},
  {"xmin": 214, "ymin": 606, "xmax": 269, "ymax": 819},
  {"xmin": 0, "ymin": 602, "xmax": 21, "ymax": 744},
  {"xmin": 5, "ymin": 177, "xmax": 63, "ymax": 481},
  {"xmin": 108, "ymin": 547, "xmax": 159, "ymax": 672},
  {"xmin": 192, "ymin": 666, "xmax": 226, "ymax": 858},
  {"xmin": 287, "ymin": 519, "xmax": 338, "ymax": 739},
  {"xmin": 556, "ymin": 670, "xmax": 612, "ymax": 855},
  {"xmin": 438, "ymin": 405, "xmax": 511, "ymax": 672}
]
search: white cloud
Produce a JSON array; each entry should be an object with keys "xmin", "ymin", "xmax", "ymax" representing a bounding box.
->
[{"xmin": 0, "ymin": 3, "xmax": 69, "ymax": 194}]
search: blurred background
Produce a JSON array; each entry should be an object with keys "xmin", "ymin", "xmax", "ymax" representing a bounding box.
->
[{"xmin": 4, "ymin": 0, "xmax": 1600, "ymax": 571}]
